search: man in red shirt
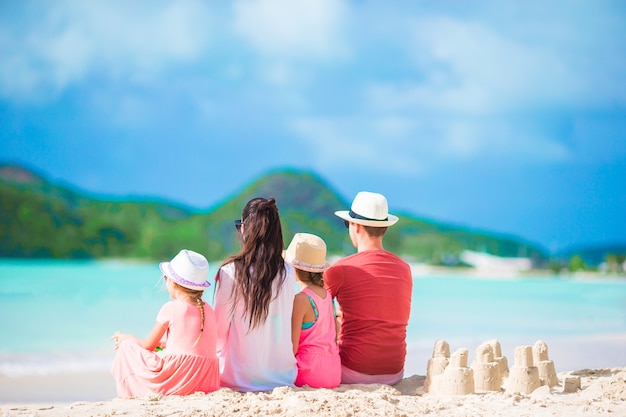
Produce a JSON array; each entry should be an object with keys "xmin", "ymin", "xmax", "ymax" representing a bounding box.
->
[{"xmin": 325, "ymin": 191, "xmax": 413, "ymax": 385}]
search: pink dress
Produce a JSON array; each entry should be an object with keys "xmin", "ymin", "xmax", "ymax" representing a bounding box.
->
[
  {"xmin": 295, "ymin": 287, "xmax": 341, "ymax": 388},
  {"xmin": 111, "ymin": 299, "xmax": 220, "ymax": 397}
]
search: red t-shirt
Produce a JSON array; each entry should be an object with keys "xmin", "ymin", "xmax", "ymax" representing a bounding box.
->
[{"xmin": 324, "ymin": 250, "xmax": 412, "ymax": 375}]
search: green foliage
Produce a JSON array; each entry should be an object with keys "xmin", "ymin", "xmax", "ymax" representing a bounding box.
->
[
  {"xmin": 548, "ymin": 261, "xmax": 564, "ymax": 275},
  {"xmin": 568, "ymin": 255, "xmax": 588, "ymax": 272},
  {"xmin": 0, "ymin": 164, "xmax": 549, "ymax": 264},
  {"xmin": 604, "ymin": 254, "xmax": 625, "ymax": 274}
]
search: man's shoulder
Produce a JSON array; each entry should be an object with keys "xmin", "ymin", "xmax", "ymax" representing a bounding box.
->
[
  {"xmin": 329, "ymin": 250, "xmax": 410, "ymax": 265},
  {"xmin": 328, "ymin": 252, "xmax": 362, "ymax": 269},
  {"xmin": 383, "ymin": 251, "xmax": 412, "ymax": 269},
  {"xmin": 327, "ymin": 251, "xmax": 410, "ymax": 277},
  {"xmin": 351, "ymin": 250, "xmax": 408, "ymax": 263}
]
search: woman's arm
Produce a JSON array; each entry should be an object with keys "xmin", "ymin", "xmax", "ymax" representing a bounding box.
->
[{"xmin": 214, "ymin": 267, "xmax": 233, "ymax": 352}]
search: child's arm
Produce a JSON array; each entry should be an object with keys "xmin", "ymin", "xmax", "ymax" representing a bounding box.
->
[
  {"xmin": 291, "ymin": 293, "xmax": 309, "ymax": 355},
  {"xmin": 140, "ymin": 322, "xmax": 168, "ymax": 351},
  {"xmin": 334, "ymin": 302, "xmax": 342, "ymax": 344},
  {"xmin": 111, "ymin": 322, "xmax": 167, "ymax": 351}
]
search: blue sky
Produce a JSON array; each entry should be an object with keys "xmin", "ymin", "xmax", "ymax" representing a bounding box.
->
[{"xmin": 1, "ymin": 1, "xmax": 625, "ymax": 253}]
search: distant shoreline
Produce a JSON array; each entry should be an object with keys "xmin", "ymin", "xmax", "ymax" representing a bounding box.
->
[
  {"xmin": 408, "ymin": 263, "xmax": 625, "ymax": 280},
  {"xmin": 2, "ymin": 257, "xmax": 624, "ymax": 279}
]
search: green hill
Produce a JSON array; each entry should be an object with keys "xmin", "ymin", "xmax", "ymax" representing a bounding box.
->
[{"xmin": 0, "ymin": 164, "xmax": 548, "ymax": 264}]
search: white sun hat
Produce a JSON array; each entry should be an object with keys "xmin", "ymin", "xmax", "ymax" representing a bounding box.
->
[
  {"xmin": 159, "ymin": 249, "xmax": 211, "ymax": 291},
  {"xmin": 335, "ymin": 191, "xmax": 399, "ymax": 227},
  {"xmin": 284, "ymin": 233, "xmax": 331, "ymax": 273}
]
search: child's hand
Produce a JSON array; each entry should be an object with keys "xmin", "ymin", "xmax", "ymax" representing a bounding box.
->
[{"xmin": 111, "ymin": 331, "xmax": 131, "ymax": 350}]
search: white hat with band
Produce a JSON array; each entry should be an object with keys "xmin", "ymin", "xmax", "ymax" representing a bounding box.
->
[
  {"xmin": 159, "ymin": 249, "xmax": 211, "ymax": 291},
  {"xmin": 335, "ymin": 191, "xmax": 399, "ymax": 227}
]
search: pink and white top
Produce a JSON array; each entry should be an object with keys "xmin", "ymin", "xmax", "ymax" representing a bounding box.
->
[{"xmin": 214, "ymin": 262, "xmax": 297, "ymax": 392}]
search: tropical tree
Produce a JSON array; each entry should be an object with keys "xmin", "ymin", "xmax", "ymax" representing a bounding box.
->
[{"xmin": 568, "ymin": 255, "xmax": 588, "ymax": 272}]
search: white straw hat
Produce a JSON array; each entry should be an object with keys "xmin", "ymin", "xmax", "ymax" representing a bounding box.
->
[
  {"xmin": 335, "ymin": 191, "xmax": 399, "ymax": 227},
  {"xmin": 284, "ymin": 233, "xmax": 331, "ymax": 273},
  {"xmin": 159, "ymin": 249, "xmax": 211, "ymax": 291}
]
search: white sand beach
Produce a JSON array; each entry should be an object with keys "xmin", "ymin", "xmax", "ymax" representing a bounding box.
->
[{"xmin": 1, "ymin": 367, "xmax": 625, "ymax": 417}]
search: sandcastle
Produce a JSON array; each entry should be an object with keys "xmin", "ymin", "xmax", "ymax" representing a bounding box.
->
[
  {"xmin": 423, "ymin": 339, "xmax": 450, "ymax": 393},
  {"xmin": 437, "ymin": 347, "xmax": 475, "ymax": 395},
  {"xmin": 471, "ymin": 342, "xmax": 502, "ymax": 392},
  {"xmin": 563, "ymin": 375, "xmax": 581, "ymax": 393},
  {"xmin": 423, "ymin": 339, "xmax": 556, "ymax": 396},
  {"xmin": 425, "ymin": 345, "xmax": 475, "ymax": 395},
  {"xmin": 487, "ymin": 339, "xmax": 509, "ymax": 378},
  {"xmin": 505, "ymin": 345, "xmax": 541, "ymax": 394},
  {"xmin": 533, "ymin": 340, "xmax": 558, "ymax": 387}
]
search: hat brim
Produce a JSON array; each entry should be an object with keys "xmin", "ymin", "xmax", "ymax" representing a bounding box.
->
[
  {"xmin": 290, "ymin": 259, "xmax": 331, "ymax": 273},
  {"xmin": 283, "ymin": 253, "xmax": 331, "ymax": 273},
  {"xmin": 159, "ymin": 262, "xmax": 211, "ymax": 291},
  {"xmin": 335, "ymin": 210, "xmax": 399, "ymax": 227}
]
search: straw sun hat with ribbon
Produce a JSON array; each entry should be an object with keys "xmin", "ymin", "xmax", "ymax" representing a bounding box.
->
[{"xmin": 284, "ymin": 233, "xmax": 331, "ymax": 273}]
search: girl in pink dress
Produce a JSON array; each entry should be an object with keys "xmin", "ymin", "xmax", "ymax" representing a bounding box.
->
[
  {"xmin": 286, "ymin": 233, "xmax": 341, "ymax": 388},
  {"xmin": 111, "ymin": 249, "xmax": 219, "ymax": 397}
]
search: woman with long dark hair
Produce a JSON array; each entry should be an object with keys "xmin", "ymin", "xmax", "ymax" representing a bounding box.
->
[{"xmin": 214, "ymin": 197, "xmax": 297, "ymax": 391}]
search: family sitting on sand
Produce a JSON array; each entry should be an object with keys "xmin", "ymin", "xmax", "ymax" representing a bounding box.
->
[{"xmin": 110, "ymin": 191, "xmax": 413, "ymax": 398}]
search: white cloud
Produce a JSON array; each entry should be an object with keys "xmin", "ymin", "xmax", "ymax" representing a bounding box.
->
[
  {"xmin": 286, "ymin": 15, "xmax": 578, "ymax": 172},
  {"xmin": 1, "ymin": 0, "xmax": 620, "ymax": 170},
  {"xmin": 0, "ymin": 0, "xmax": 213, "ymax": 102},
  {"xmin": 402, "ymin": 17, "xmax": 573, "ymax": 113},
  {"xmin": 353, "ymin": 14, "xmax": 612, "ymax": 166},
  {"xmin": 232, "ymin": 0, "xmax": 348, "ymax": 60},
  {"xmin": 436, "ymin": 120, "xmax": 572, "ymax": 163},
  {"xmin": 406, "ymin": 14, "xmax": 626, "ymax": 112},
  {"xmin": 290, "ymin": 116, "xmax": 426, "ymax": 176},
  {"xmin": 290, "ymin": 109, "xmax": 572, "ymax": 176}
]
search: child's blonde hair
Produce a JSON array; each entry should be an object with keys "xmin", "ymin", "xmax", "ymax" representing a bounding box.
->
[{"xmin": 172, "ymin": 282, "xmax": 205, "ymax": 342}]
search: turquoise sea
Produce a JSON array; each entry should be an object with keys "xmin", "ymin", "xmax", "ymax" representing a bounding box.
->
[{"xmin": 1, "ymin": 260, "xmax": 625, "ymax": 379}]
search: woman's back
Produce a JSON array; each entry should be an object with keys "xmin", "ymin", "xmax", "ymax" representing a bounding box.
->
[{"xmin": 215, "ymin": 262, "xmax": 297, "ymax": 391}]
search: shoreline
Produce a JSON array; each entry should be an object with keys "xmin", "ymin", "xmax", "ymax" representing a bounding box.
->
[
  {"xmin": 409, "ymin": 263, "xmax": 626, "ymax": 279},
  {"xmin": 5, "ymin": 257, "xmax": 624, "ymax": 279},
  {"xmin": 0, "ymin": 371, "xmax": 116, "ymax": 403},
  {"xmin": 1, "ymin": 367, "xmax": 625, "ymax": 417}
]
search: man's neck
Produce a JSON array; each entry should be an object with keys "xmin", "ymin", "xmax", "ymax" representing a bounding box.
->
[{"xmin": 357, "ymin": 237, "xmax": 384, "ymax": 253}]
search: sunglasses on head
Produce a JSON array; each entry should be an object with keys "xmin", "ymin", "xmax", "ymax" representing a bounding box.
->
[{"xmin": 234, "ymin": 219, "xmax": 243, "ymax": 232}]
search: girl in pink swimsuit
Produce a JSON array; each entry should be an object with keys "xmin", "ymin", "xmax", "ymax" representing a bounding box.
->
[{"xmin": 286, "ymin": 233, "xmax": 341, "ymax": 388}]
